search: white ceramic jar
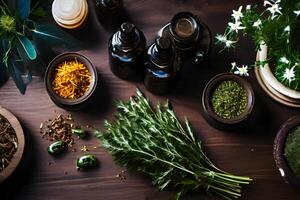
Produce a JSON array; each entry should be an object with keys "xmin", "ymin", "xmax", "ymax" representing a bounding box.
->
[{"xmin": 52, "ymin": 0, "xmax": 88, "ymax": 29}]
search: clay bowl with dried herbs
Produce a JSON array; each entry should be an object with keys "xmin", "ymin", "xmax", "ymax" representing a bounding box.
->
[
  {"xmin": 274, "ymin": 116, "xmax": 300, "ymax": 188},
  {"xmin": 202, "ymin": 73, "xmax": 255, "ymax": 130},
  {"xmin": 0, "ymin": 107, "xmax": 25, "ymax": 183},
  {"xmin": 45, "ymin": 52, "xmax": 98, "ymax": 110}
]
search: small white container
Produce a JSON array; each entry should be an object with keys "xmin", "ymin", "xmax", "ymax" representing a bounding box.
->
[{"xmin": 52, "ymin": 0, "xmax": 88, "ymax": 29}]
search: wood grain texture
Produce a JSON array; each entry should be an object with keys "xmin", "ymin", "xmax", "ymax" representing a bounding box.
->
[{"xmin": 0, "ymin": 0, "xmax": 299, "ymax": 199}]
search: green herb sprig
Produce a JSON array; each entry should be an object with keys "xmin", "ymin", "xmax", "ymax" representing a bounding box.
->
[{"xmin": 96, "ymin": 89, "xmax": 251, "ymax": 200}]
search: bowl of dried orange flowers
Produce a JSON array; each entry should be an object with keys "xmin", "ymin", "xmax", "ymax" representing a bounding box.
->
[{"xmin": 45, "ymin": 52, "xmax": 98, "ymax": 110}]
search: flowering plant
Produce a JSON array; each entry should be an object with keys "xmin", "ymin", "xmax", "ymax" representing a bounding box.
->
[
  {"xmin": 216, "ymin": 0, "xmax": 300, "ymax": 90},
  {"xmin": 0, "ymin": 0, "xmax": 76, "ymax": 94}
]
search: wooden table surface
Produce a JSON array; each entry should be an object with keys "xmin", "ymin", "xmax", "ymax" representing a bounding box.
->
[{"xmin": 1, "ymin": 0, "xmax": 299, "ymax": 199}]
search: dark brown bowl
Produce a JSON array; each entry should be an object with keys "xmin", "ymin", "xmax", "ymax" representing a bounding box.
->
[
  {"xmin": 45, "ymin": 52, "xmax": 98, "ymax": 110},
  {"xmin": 0, "ymin": 107, "xmax": 25, "ymax": 183},
  {"xmin": 201, "ymin": 73, "xmax": 255, "ymax": 130},
  {"xmin": 274, "ymin": 116, "xmax": 300, "ymax": 188}
]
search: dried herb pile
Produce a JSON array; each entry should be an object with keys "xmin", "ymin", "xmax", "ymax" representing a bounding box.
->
[
  {"xmin": 96, "ymin": 89, "xmax": 252, "ymax": 200},
  {"xmin": 40, "ymin": 113, "xmax": 75, "ymax": 147},
  {"xmin": 211, "ymin": 80, "xmax": 248, "ymax": 119},
  {"xmin": 0, "ymin": 114, "xmax": 18, "ymax": 172}
]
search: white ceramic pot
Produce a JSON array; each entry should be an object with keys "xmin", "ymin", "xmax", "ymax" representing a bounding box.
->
[{"xmin": 255, "ymin": 44, "xmax": 300, "ymax": 107}]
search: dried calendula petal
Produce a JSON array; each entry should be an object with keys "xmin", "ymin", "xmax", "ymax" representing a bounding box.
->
[{"xmin": 52, "ymin": 60, "xmax": 92, "ymax": 99}]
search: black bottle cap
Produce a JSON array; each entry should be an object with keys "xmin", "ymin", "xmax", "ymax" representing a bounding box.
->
[
  {"xmin": 156, "ymin": 37, "xmax": 171, "ymax": 51},
  {"xmin": 121, "ymin": 22, "xmax": 135, "ymax": 35}
]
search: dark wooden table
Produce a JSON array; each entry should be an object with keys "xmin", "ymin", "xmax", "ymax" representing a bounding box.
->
[{"xmin": 1, "ymin": 0, "xmax": 299, "ymax": 199}]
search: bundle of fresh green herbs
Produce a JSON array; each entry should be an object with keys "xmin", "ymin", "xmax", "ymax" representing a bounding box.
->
[{"xmin": 96, "ymin": 89, "xmax": 252, "ymax": 200}]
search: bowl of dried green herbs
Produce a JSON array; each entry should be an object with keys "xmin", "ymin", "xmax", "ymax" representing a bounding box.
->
[
  {"xmin": 202, "ymin": 73, "xmax": 255, "ymax": 129},
  {"xmin": 274, "ymin": 116, "xmax": 300, "ymax": 188},
  {"xmin": 0, "ymin": 107, "xmax": 25, "ymax": 183}
]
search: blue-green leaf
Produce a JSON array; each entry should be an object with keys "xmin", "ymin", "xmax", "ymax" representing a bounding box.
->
[
  {"xmin": 7, "ymin": 59, "xmax": 26, "ymax": 94},
  {"xmin": 8, "ymin": 0, "xmax": 31, "ymax": 20},
  {"xmin": 31, "ymin": 24, "xmax": 81, "ymax": 47},
  {"xmin": 18, "ymin": 36, "xmax": 37, "ymax": 60}
]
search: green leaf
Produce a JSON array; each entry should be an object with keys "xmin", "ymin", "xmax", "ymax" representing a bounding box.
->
[
  {"xmin": 31, "ymin": 24, "xmax": 80, "ymax": 47},
  {"xmin": 7, "ymin": 59, "xmax": 26, "ymax": 94},
  {"xmin": 18, "ymin": 36, "xmax": 37, "ymax": 60}
]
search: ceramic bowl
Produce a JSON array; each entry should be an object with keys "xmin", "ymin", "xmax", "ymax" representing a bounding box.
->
[
  {"xmin": 202, "ymin": 73, "xmax": 255, "ymax": 130},
  {"xmin": 274, "ymin": 116, "xmax": 300, "ymax": 188},
  {"xmin": 45, "ymin": 52, "xmax": 98, "ymax": 110},
  {"xmin": 255, "ymin": 44, "xmax": 300, "ymax": 107},
  {"xmin": 0, "ymin": 107, "xmax": 25, "ymax": 183}
]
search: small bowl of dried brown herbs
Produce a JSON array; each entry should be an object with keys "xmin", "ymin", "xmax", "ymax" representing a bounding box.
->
[{"xmin": 0, "ymin": 107, "xmax": 25, "ymax": 183}]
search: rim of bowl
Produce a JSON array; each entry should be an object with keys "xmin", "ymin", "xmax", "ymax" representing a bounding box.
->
[
  {"xmin": 202, "ymin": 73, "xmax": 255, "ymax": 125},
  {"xmin": 45, "ymin": 52, "xmax": 98, "ymax": 106},
  {"xmin": 0, "ymin": 107, "xmax": 25, "ymax": 183},
  {"xmin": 274, "ymin": 116, "xmax": 300, "ymax": 187}
]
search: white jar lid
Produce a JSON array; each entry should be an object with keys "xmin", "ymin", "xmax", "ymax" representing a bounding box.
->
[{"xmin": 52, "ymin": 0, "xmax": 88, "ymax": 29}]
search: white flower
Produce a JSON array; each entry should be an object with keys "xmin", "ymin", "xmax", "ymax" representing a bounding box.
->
[
  {"xmin": 246, "ymin": 5, "xmax": 251, "ymax": 10},
  {"xmin": 216, "ymin": 34, "xmax": 227, "ymax": 43},
  {"xmin": 216, "ymin": 34, "xmax": 236, "ymax": 48},
  {"xmin": 253, "ymin": 19, "xmax": 262, "ymax": 29},
  {"xmin": 232, "ymin": 6, "xmax": 244, "ymax": 21},
  {"xmin": 231, "ymin": 62, "xmax": 237, "ymax": 71},
  {"xmin": 279, "ymin": 57, "xmax": 290, "ymax": 64},
  {"xmin": 283, "ymin": 66, "xmax": 296, "ymax": 83},
  {"xmin": 228, "ymin": 21, "xmax": 245, "ymax": 33},
  {"xmin": 225, "ymin": 40, "xmax": 236, "ymax": 48},
  {"xmin": 284, "ymin": 25, "xmax": 291, "ymax": 33},
  {"xmin": 234, "ymin": 65, "xmax": 249, "ymax": 76},
  {"xmin": 294, "ymin": 10, "xmax": 300, "ymax": 17},
  {"xmin": 264, "ymin": 0, "xmax": 282, "ymax": 19}
]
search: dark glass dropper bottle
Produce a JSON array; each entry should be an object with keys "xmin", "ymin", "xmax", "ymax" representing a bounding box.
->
[
  {"xmin": 108, "ymin": 22, "xmax": 146, "ymax": 80},
  {"xmin": 144, "ymin": 37, "xmax": 180, "ymax": 95}
]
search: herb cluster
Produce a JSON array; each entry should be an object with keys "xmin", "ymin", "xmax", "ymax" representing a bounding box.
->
[
  {"xmin": 96, "ymin": 89, "xmax": 252, "ymax": 200},
  {"xmin": 211, "ymin": 80, "xmax": 248, "ymax": 119},
  {"xmin": 216, "ymin": 0, "xmax": 300, "ymax": 90}
]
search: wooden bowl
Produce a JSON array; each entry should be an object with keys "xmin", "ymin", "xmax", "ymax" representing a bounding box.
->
[
  {"xmin": 274, "ymin": 116, "xmax": 300, "ymax": 188},
  {"xmin": 0, "ymin": 107, "xmax": 25, "ymax": 183},
  {"xmin": 201, "ymin": 73, "xmax": 255, "ymax": 130},
  {"xmin": 45, "ymin": 52, "xmax": 98, "ymax": 110}
]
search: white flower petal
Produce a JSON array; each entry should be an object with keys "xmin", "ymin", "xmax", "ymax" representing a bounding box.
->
[{"xmin": 294, "ymin": 10, "xmax": 300, "ymax": 17}]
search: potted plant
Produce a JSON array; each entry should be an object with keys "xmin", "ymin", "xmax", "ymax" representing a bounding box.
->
[
  {"xmin": 216, "ymin": 0, "xmax": 300, "ymax": 107},
  {"xmin": 0, "ymin": 0, "xmax": 78, "ymax": 94}
]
